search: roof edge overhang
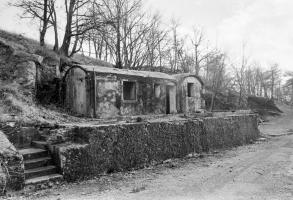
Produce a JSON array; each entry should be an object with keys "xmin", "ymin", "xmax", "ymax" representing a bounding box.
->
[
  {"xmin": 172, "ymin": 73, "xmax": 204, "ymax": 86},
  {"xmin": 66, "ymin": 64, "xmax": 177, "ymax": 81}
]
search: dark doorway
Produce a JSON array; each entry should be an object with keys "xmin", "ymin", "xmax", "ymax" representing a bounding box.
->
[
  {"xmin": 166, "ymin": 86, "xmax": 170, "ymax": 114},
  {"xmin": 123, "ymin": 81, "xmax": 136, "ymax": 100},
  {"xmin": 187, "ymin": 83, "xmax": 195, "ymax": 97}
]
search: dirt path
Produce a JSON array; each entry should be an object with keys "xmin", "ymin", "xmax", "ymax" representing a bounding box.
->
[
  {"xmin": 259, "ymin": 104, "xmax": 293, "ymax": 136},
  {"xmin": 8, "ymin": 105, "xmax": 293, "ymax": 200}
]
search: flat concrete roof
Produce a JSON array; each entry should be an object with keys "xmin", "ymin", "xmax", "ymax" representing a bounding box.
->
[
  {"xmin": 172, "ymin": 73, "xmax": 204, "ymax": 85},
  {"xmin": 79, "ymin": 65, "xmax": 176, "ymax": 81}
]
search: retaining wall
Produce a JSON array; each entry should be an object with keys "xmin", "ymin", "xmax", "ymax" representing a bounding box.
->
[
  {"xmin": 0, "ymin": 131, "xmax": 24, "ymax": 194},
  {"xmin": 53, "ymin": 115, "xmax": 259, "ymax": 181}
]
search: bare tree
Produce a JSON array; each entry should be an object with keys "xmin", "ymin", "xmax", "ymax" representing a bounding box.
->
[
  {"xmin": 189, "ymin": 27, "xmax": 215, "ymax": 75},
  {"xmin": 284, "ymin": 71, "xmax": 293, "ymax": 104},
  {"xmin": 48, "ymin": 0, "xmax": 58, "ymax": 51},
  {"xmin": 144, "ymin": 14, "xmax": 169, "ymax": 68},
  {"xmin": 233, "ymin": 63, "xmax": 247, "ymax": 107},
  {"xmin": 94, "ymin": 0, "xmax": 143, "ymax": 68},
  {"xmin": 205, "ymin": 53, "xmax": 231, "ymax": 111},
  {"xmin": 58, "ymin": 0, "xmax": 115, "ymax": 57},
  {"xmin": 268, "ymin": 63, "xmax": 281, "ymax": 99},
  {"xmin": 170, "ymin": 18, "xmax": 180, "ymax": 72},
  {"xmin": 232, "ymin": 43, "xmax": 251, "ymax": 107},
  {"xmin": 13, "ymin": 0, "xmax": 97, "ymax": 55},
  {"xmin": 13, "ymin": 0, "xmax": 54, "ymax": 46},
  {"xmin": 191, "ymin": 27, "xmax": 202, "ymax": 75},
  {"xmin": 59, "ymin": 0, "xmax": 89, "ymax": 56}
]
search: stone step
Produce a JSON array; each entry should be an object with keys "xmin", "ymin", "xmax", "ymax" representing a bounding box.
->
[
  {"xmin": 24, "ymin": 157, "xmax": 52, "ymax": 170},
  {"xmin": 32, "ymin": 141, "xmax": 48, "ymax": 150},
  {"xmin": 25, "ymin": 165, "xmax": 57, "ymax": 179},
  {"xmin": 25, "ymin": 174, "xmax": 63, "ymax": 186},
  {"xmin": 19, "ymin": 148, "xmax": 49, "ymax": 160}
]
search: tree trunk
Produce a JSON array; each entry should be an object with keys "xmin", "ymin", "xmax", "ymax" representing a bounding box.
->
[
  {"xmin": 59, "ymin": 0, "xmax": 75, "ymax": 56},
  {"xmin": 40, "ymin": 28, "xmax": 47, "ymax": 47},
  {"xmin": 271, "ymin": 72, "xmax": 275, "ymax": 99},
  {"xmin": 59, "ymin": 30, "xmax": 72, "ymax": 56},
  {"xmin": 174, "ymin": 29, "xmax": 177, "ymax": 72},
  {"xmin": 105, "ymin": 42, "xmax": 108, "ymax": 62},
  {"xmin": 99, "ymin": 39, "xmax": 103, "ymax": 59},
  {"xmin": 158, "ymin": 42, "xmax": 162, "ymax": 67},
  {"xmin": 40, "ymin": 0, "xmax": 49, "ymax": 46},
  {"xmin": 116, "ymin": 26, "xmax": 122, "ymax": 68},
  {"xmin": 195, "ymin": 45, "xmax": 199, "ymax": 75},
  {"xmin": 239, "ymin": 88, "xmax": 242, "ymax": 107},
  {"xmin": 209, "ymin": 92, "xmax": 215, "ymax": 112},
  {"xmin": 53, "ymin": 22, "xmax": 59, "ymax": 51},
  {"xmin": 93, "ymin": 38, "xmax": 98, "ymax": 59},
  {"xmin": 69, "ymin": 35, "xmax": 80, "ymax": 57},
  {"xmin": 52, "ymin": 7, "xmax": 59, "ymax": 52}
]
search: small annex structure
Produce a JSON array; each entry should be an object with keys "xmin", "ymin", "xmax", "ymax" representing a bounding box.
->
[
  {"xmin": 173, "ymin": 73, "xmax": 205, "ymax": 114},
  {"xmin": 64, "ymin": 65, "xmax": 204, "ymax": 119}
]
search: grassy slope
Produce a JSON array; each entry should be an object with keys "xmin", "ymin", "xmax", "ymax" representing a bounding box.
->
[{"xmin": 0, "ymin": 29, "xmax": 112, "ymax": 124}]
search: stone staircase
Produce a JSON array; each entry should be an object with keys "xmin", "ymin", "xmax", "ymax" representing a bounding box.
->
[{"xmin": 19, "ymin": 141, "xmax": 63, "ymax": 187}]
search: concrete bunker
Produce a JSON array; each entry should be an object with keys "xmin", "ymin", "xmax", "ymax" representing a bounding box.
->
[
  {"xmin": 65, "ymin": 65, "xmax": 178, "ymax": 118},
  {"xmin": 174, "ymin": 73, "xmax": 204, "ymax": 114}
]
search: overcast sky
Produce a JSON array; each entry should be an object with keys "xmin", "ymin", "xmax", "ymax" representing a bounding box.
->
[{"xmin": 0, "ymin": 0, "xmax": 292, "ymax": 71}]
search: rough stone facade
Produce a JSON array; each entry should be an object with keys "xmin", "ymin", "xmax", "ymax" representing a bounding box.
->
[
  {"xmin": 0, "ymin": 123, "xmax": 40, "ymax": 149},
  {"xmin": 65, "ymin": 65, "xmax": 178, "ymax": 118},
  {"xmin": 0, "ymin": 167, "xmax": 6, "ymax": 195},
  {"xmin": 0, "ymin": 131, "xmax": 24, "ymax": 193},
  {"xmin": 174, "ymin": 74, "xmax": 204, "ymax": 113},
  {"xmin": 65, "ymin": 65, "xmax": 205, "ymax": 119},
  {"xmin": 0, "ymin": 122, "xmax": 68, "ymax": 149},
  {"xmin": 49, "ymin": 114, "xmax": 259, "ymax": 181}
]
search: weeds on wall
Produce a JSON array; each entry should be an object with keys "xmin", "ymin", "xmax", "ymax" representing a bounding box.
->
[{"xmin": 0, "ymin": 159, "xmax": 10, "ymax": 195}]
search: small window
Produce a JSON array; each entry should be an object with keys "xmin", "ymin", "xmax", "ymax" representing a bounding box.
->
[
  {"xmin": 154, "ymin": 84, "xmax": 161, "ymax": 98},
  {"xmin": 123, "ymin": 81, "xmax": 136, "ymax": 101},
  {"xmin": 187, "ymin": 83, "xmax": 195, "ymax": 97}
]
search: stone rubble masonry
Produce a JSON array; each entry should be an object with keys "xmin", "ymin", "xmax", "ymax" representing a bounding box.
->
[
  {"xmin": 52, "ymin": 114, "xmax": 259, "ymax": 181},
  {"xmin": 0, "ymin": 131, "xmax": 24, "ymax": 194}
]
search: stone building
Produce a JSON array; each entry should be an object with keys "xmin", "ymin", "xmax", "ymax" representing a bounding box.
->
[
  {"xmin": 173, "ymin": 73, "xmax": 204, "ymax": 114},
  {"xmin": 64, "ymin": 65, "xmax": 204, "ymax": 119}
]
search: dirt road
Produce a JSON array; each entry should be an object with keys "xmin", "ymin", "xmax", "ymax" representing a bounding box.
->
[{"xmin": 9, "ymin": 105, "xmax": 293, "ymax": 200}]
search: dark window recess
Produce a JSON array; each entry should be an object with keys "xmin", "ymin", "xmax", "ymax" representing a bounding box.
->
[
  {"xmin": 187, "ymin": 83, "xmax": 195, "ymax": 97},
  {"xmin": 123, "ymin": 81, "xmax": 136, "ymax": 100}
]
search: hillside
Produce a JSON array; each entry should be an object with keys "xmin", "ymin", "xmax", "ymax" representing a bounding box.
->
[{"xmin": 0, "ymin": 29, "xmax": 112, "ymax": 124}]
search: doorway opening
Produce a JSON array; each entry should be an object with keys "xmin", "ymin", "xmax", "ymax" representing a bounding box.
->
[
  {"xmin": 166, "ymin": 86, "xmax": 170, "ymax": 114},
  {"xmin": 166, "ymin": 85, "xmax": 176, "ymax": 114}
]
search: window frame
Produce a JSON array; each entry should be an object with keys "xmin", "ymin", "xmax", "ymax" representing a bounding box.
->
[{"xmin": 122, "ymin": 80, "xmax": 137, "ymax": 102}]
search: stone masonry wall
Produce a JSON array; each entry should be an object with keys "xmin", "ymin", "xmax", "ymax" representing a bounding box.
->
[
  {"xmin": 53, "ymin": 114, "xmax": 259, "ymax": 181},
  {"xmin": 0, "ymin": 131, "xmax": 24, "ymax": 194}
]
